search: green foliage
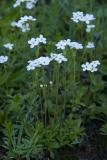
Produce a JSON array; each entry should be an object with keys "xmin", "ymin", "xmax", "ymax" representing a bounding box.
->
[{"xmin": 0, "ymin": 0, "xmax": 107, "ymax": 159}]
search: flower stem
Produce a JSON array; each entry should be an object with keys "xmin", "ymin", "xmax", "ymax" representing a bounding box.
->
[{"xmin": 73, "ymin": 52, "xmax": 76, "ymax": 106}]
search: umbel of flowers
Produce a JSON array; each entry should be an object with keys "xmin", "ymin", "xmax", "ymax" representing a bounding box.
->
[
  {"xmin": 13, "ymin": 0, "xmax": 38, "ymax": 9},
  {"xmin": 71, "ymin": 11, "xmax": 96, "ymax": 33},
  {"xmin": 11, "ymin": 15, "xmax": 36, "ymax": 32},
  {"xmin": 26, "ymin": 53, "xmax": 68, "ymax": 71},
  {"xmin": 1, "ymin": 10, "xmax": 100, "ymax": 74}
]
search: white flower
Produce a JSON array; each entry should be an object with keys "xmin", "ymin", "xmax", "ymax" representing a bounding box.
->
[
  {"xmin": 66, "ymin": 39, "xmax": 72, "ymax": 45},
  {"xmin": 68, "ymin": 42, "xmax": 83, "ymax": 49},
  {"xmin": 56, "ymin": 39, "xmax": 83, "ymax": 50},
  {"xmin": 40, "ymin": 84, "xmax": 43, "ymax": 88},
  {"xmin": 11, "ymin": 15, "xmax": 36, "ymax": 32},
  {"xmin": 13, "ymin": 0, "xmax": 38, "ymax": 9},
  {"xmin": 28, "ymin": 35, "xmax": 47, "ymax": 48},
  {"xmin": 50, "ymin": 53, "xmax": 67, "ymax": 64},
  {"xmin": 81, "ymin": 62, "xmax": 90, "ymax": 71},
  {"xmin": 86, "ymin": 24, "xmax": 95, "ymax": 32},
  {"xmin": 81, "ymin": 60, "xmax": 100, "ymax": 72},
  {"xmin": 49, "ymin": 81, "xmax": 53, "ymax": 85},
  {"xmin": 28, "ymin": 38, "xmax": 38, "ymax": 48},
  {"xmin": 37, "ymin": 56, "xmax": 51, "ymax": 66},
  {"xmin": 13, "ymin": 0, "xmax": 21, "ymax": 7},
  {"xmin": 27, "ymin": 56, "xmax": 51, "ymax": 71},
  {"xmin": 55, "ymin": 40, "xmax": 66, "ymax": 50},
  {"xmin": 83, "ymin": 14, "xmax": 95, "ymax": 24},
  {"xmin": 56, "ymin": 39, "xmax": 72, "ymax": 50},
  {"xmin": 86, "ymin": 42, "xmax": 95, "ymax": 48},
  {"xmin": 37, "ymin": 34, "xmax": 47, "ymax": 44},
  {"xmin": 20, "ymin": 15, "xmax": 36, "ymax": 22},
  {"xmin": 26, "ymin": 2, "xmax": 34, "ymax": 9},
  {"xmin": 50, "ymin": 53, "xmax": 57, "ymax": 59},
  {"xmin": 71, "ymin": 11, "xmax": 84, "ymax": 23},
  {"xmin": 4, "ymin": 43, "xmax": 14, "ymax": 50},
  {"xmin": 0, "ymin": 56, "xmax": 8, "ymax": 63},
  {"xmin": 40, "ymin": 84, "xmax": 48, "ymax": 88},
  {"xmin": 27, "ymin": 59, "xmax": 40, "ymax": 71},
  {"xmin": 22, "ymin": 23, "xmax": 30, "ymax": 32},
  {"xmin": 71, "ymin": 11, "xmax": 95, "ymax": 24},
  {"xmin": 92, "ymin": 60, "xmax": 100, "ymax": 66}
]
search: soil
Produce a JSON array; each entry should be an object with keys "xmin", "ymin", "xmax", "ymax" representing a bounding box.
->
[{"xmin": 58, "ymin": 119, "xmax": 107, "ymax": 160}]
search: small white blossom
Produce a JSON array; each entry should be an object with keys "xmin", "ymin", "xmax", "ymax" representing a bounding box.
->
[
  {"xmin": 27, "ymin": 56, "xmax": 51, "ymax": 71},
  {"xmin": 56, "ymin": 39, "xmax": 83, "ymax": 50},
  {"xmin": 86, "ymin": 42, "xmax": 95, "ymax": 48},
  {"xmin": 81, "ymin": 62, "xmax": 90, "ymax": 71},
  {"xmin": 37, "ymin": 34, "xmax": 46, "ymax": 44},
  {"xmin": 37, "ymin": 56, "xmax": 51, "ymax": 66},
  {"xmin": 55, "ymin": 39, "xmax": 72, "ymax": 50},
  {"xmin": 22, "ymin": 23, "xmax": 30, "ymax": 32},
  {"xmin": 13, "ymin": 0, "xmax": 21, "ymax": 7},
  {"xmin": 4, "ymin": 43, "xmax": 14, "ymax": 50},
  {"xmin": 71, "ymin": 11, "xmax": 95, "ymax": 24},
  {"xmin": 49, "ymin": 81, "xmax": 53, "ymax": 85},
  {"xmin": 11, "ymin": 15, "xmax": 36, "ymax": 32},
  {"xmin": 28, "ymin": 35, "xmax": 47, "ymax": 48},
  {"xmin": 13, "ymin": 0, "xmax": 38, "ymax": 9},
  {"xmin": 68, "ymin": 42, "xmax": 83, "ymax": 49},
  {"xmin": 81, "ymin": 60, "xmax": 100, "ymax": 72},
  {"xmin": 50, "ymin": 53, "xmax": 67, "ymax": 64},
  {"xmin": 83, "ymin": 14, "xmax": 95, "ymax": 24},
  {"xmin": 26, "ymin": 2, "xmax": 34, "ymax": 9},
  {"xmin": 40, "ymin": 84, "xmax": 43, "ymax": 88},
  {"xmin": 86, "ymin": 24, "xmax": 95, "ymax": 32},
  {"xmin": 71, "ymin": 11, "xmax": 84, "ymax": 23},
  {"xmin": 27, "ymin": 59, "xmax": 41, "ymax": 71},
  {"xmin": 0, "ymin": 56, "xmax": 8, "ymax": 63},
  {"xmin": 56, "ymin": 40, "xmax": 67, "ymax": 50},
  {"xmin": 40, "ymin": 84, "xmax": 48, "ymax": 88},
  {"xmin": 20, "ymin": 15, "xmax": 36, "ymax": 22},
  {"xmin": 28, "ymin": 38, "xmax": 38, "ymax": 48}
]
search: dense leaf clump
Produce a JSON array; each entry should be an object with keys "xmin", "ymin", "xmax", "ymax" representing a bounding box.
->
[{"xmin": 0, "ymin": 0, "xmax": 107, "ymax": 159}]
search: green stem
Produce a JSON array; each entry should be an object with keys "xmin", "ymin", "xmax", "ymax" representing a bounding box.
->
[
  {"xmin": 63, "ymin": 50, "xmax": 67, "ymax": 119},
  {"xmin": 36, "ymin": 46, "xmax": 40, "ymax": 58},
  {"xmin": 73, "ymin": 52, "xmax": 76, "ymax": 106},
  {"xmin": 40, "ymin": 88, "xmax": 43, "ymax": 122},
  {"xmin": 42, "ymin": 68, "xmax": 47, "ymax": 127},
  {"xmin": 19, "ymin": 5, "xmax": 23, "ymax": 17},
  {"xmin": 55, "ymin": 63, "xmax": 60, "ymax": 108}
]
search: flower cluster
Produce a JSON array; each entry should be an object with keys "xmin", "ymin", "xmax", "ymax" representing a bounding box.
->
[
  {"xmin": 28, "ymin": 34, "xmax": 46, "ymax": 48},
  {"xmin": 86, "ymin": 42, "xmax": 95, "ymax": 49},
  {"xmin": 4, "ymin": 43, "xmax": 14, "ymax": 50},
  {"xmin": 56, "ymin": 39, "xmax": 83, "ymax": 50},
  {"xmin": 27, "ymin": 56, "xmax": 51, "ymax": 71},
  {"xmin": 55, "ymin": 39, "xmax": 71, "ymax": 50},
  {"xmin": 27, "ymin": 52, "xmax": 67, "ymax": 71},
  {"xmin": 50, "ymin": 53, "xmax": 68, "ymax": 63},
  {"xmin": 13, "ymin": 0, "xmax": 38, "ymax": 9},
  {"xmin": 0, "ymin": 56, "xmax": 8, "ymax": 64},
  {"xmin": 11, "ymin": 15, "xmax": 36, "ymax": 32},
  {"xmin": 81, "ymin": 60, "xmax": 100, "ymax": 72},
  {"xmin": 69, "ymin": 42, "xmax": 83, "ymax": 49},
  {"xmin": 71, "ymin": 11, "xmax": 95, "ymax": 24},
  {"xmin": 86, "ymin": 24, "xmax": 95, "ymax": 32}
]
